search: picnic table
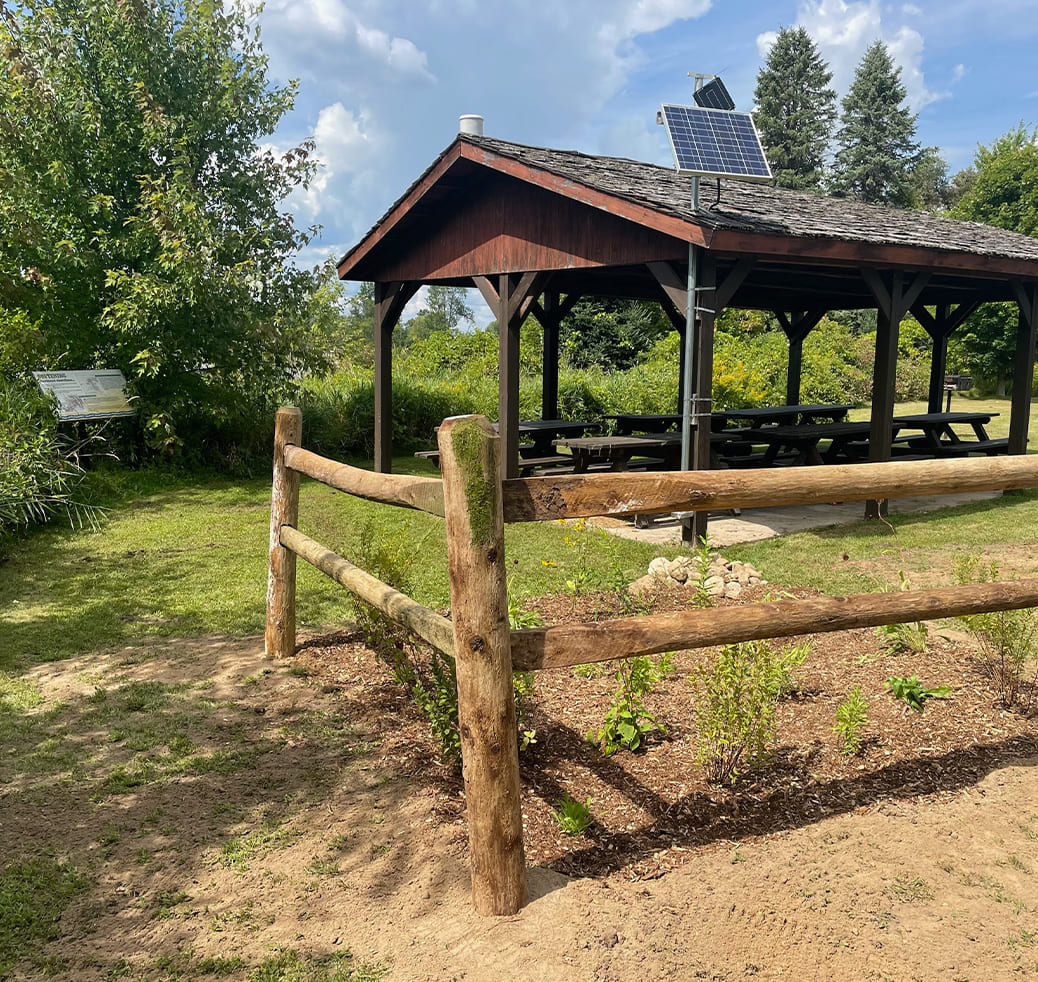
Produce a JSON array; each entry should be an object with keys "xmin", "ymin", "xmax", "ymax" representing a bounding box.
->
[
  {"xmin": 419, "ymin": 418, "xmax": 600, "ymax": 473},
  {"xmin": 891, "ymin": 412, "xmax": 1004, "ymax": 456},
  {"xmin": 602, "ymin": 413, "xmax": 681, "ymax": 435},
  {"xmin": 717, "ymin": 403, "xmax": 852, "ymax": 427},
  {"xmin": 552, "ymin": 433, "xmax": 681, "ymax": 473},
  {"xmin": 742, "ymin": 411, "xmax": 1005, "ymax": 466}
]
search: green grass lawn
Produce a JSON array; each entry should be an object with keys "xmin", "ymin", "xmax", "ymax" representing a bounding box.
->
[{"xmin": 0, "ymin": 459, "xmax": 663, "ymax": 670}]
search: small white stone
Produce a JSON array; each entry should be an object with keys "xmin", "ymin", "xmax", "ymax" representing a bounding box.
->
[
  {"xmin": 724, "ymin": 582, "xmax": 743, "ymax": 599},
  {"xmin": 704, "ymin": 575, "xmax": 726, "ymax": 596},
  {"xmin": 648, "ymin": 557, "xmax": 671, "ymax": 580},
  {"xmin": 667, "ymin": 557, "xmax": 694, "ymax": 583},
  {"xmin": 628, "ymin": 575, "xmax": 658, "ymax": 596}
]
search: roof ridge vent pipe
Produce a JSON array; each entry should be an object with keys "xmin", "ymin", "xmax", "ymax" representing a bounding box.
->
[{"xmin": 459, "ymin": 114, "xmax": 484, "ymax": 136}]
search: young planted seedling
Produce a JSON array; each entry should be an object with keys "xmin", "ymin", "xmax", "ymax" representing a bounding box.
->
[
  {"xmin": 834, "ymin": 686, "xmax": 869, "ymax": 754},
  {"xmin": 551, "ymin": 794, "xmax": 594, "ymax": 836},
  {"xmin": 886, "ymin": 675, "xmax": 952, "ymax": 713}
]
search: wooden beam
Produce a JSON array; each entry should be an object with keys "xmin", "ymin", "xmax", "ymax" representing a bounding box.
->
[
  {"xmin": 279, "ymin": 526, "xmax": 456, "ymax": 657},
  {"xmin": 284, "ymin": 445, "xmax": 445, "ymax": 517},
  {"xmin": 714, "ymin": 257, "xmax": 755, "ymax": 311},
  {"xmin": 510, "ymin": 579, "xmax": 1038, "ymax": 671},
  {"xmin": 647, "ymin": 260, "xmax": 688, "ymax": 316},
  {"xmin": 500, "ymin": 454, "xmax": 1038, "ymax": 523},
  {"xmin": 438, "ymin": 416, "xmax": 527, "ymax": 916}
]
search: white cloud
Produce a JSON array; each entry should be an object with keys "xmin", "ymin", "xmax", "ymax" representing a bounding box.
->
[
  {"xmin": 258, "ymin": 0, "xmax": 434, "ymax": 82},
  {"xmin": 277, "ymin": 102, "xmax": 392, "ymax": 244}
]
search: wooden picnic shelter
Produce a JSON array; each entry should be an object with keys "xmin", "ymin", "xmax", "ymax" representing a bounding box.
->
[{"xmin": 336, "ymin": 131, "xmax": 1038, "ymax": 538}]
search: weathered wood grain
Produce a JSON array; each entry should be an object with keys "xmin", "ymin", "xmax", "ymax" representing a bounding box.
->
[
  {"xmin": 438, "ymin": 415, "xmax": 527, "ymax": 916},
  {"xmin": 501, "ymin": 454, "xmax": 1038, "ymax": 523},
  {"xmin": 266, "ymin": 407, "xmax": 303, "ymax": 658},
  {"xmin": 510, "ymin": 579, "xmax": 1038, "ymax": 670},
  {"xmin": 279, "ymin": 526, "xmax": 456, "ymax": 657},
  {"xmin": 284, "ymin": 445, "xmax": 445, "ymax": 516}
]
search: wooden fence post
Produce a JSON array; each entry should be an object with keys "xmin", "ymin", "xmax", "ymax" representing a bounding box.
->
[
  {"xmin": 438, "ymin": 415, "xmax": 527, "ymax": 915},
  {"xmin": 266, "ymin": 406, "xmax": 303, "ymax": 659}
]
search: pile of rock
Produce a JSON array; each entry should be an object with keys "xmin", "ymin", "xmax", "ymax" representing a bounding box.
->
[{"xmin": 629, "ymin": 553, "xmax": 767, "ymax": 600}]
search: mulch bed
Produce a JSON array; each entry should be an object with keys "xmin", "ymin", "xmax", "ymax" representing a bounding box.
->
[{"xmin": 295, "ymin": 582, "xmax": 1038, "ymax": 883}]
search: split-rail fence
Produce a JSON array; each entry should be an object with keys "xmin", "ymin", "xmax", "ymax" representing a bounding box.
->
[{"xmin": 266, "ymin": 406, "xmax": 1038, "ymax": 916}]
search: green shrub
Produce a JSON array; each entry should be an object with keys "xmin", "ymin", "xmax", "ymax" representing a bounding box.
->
[
  {"xmin": 954, "ymin": 555, "xmax": 1038, "ymax": 709},
  {"xmin": 0, "ymin": 376, "xmax": 103, "ymax": 538},
  {"xmin": 691, "ymin": 640, "xmax": 796, "ymax": 784}
]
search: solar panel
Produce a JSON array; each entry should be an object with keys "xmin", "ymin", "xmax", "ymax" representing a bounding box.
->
[
  {"xmin": 693, "ymin": 77, "xmax": 735, "ymax": 111},
  {"xmin": 659, "ymin": 104, "xmax": 773, "ymax": 182}
]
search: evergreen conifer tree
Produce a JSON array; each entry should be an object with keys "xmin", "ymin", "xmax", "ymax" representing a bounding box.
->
[
  {"xmin": 753, "ymin": 26, "xmax": 836, "ymax": 190},
  {"xmin": 832, "ymin": 40, "xmax": 919, "ymax": 206}
]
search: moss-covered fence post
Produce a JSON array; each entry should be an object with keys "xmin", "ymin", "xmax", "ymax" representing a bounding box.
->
[{"xmin": 437, "ymin": 415, "xmax": 527, "ymax": 915}]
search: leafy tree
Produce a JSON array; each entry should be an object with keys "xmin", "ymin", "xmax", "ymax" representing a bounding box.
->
[
  {"xmin": 753, "ymin": 26, "xmax": 837, "ymax": 190},
  {"xmin": 559, "ymin": 298, "xmax": 670, "ymax": 371},
  {"xmin": 909, "ymin": 146, "xmax": 950, "ymax": 212},
  {"xmin": 832, "ymin": 40, "xmax": 919, "ymax": 206},
  {"xmin": 952, "ymin": 125, "xmax": 1038, "ymax": 236},
  {"xmin": 397, "ymin": 285, "xmax": 474, "ymax": 346},
  {"xmin": 948, "ymin": 126, "xmax": 1038, "ymax": 393},
  {"xmin": 0, "ymin": 0, "xmax": 323, "ymax": 459}
]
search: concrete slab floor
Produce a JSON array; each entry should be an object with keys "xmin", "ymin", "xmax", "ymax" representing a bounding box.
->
[{"xmin": 591, "ymin": 491, "xmax": 1003, "ymax": 549}]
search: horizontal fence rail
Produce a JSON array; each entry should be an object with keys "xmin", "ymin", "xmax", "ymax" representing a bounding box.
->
[
  {"xmin": 279, "ymin": 525, "xmax": 456, "ymax": 657},
  {"xmin": 502, "ymin": 455, "xmax": 1038, "ymax": 523},
  {"xmin": 284, "ymin": 444, "xmax": 445, "ymax": 517},
  {"xmin": 509, "ymin": 578, "xmax": 1038, "ymax": 671}
]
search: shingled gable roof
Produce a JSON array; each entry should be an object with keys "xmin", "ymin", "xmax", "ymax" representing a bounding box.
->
[{"xmin": 337, "ymin": 132, "xmax": 1038, "ymax": 284}]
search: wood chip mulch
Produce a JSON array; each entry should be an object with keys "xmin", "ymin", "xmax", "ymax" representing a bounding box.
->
[{"xmin": 294, "ymin": 583, "xmax": 1038, "ymax": 883}]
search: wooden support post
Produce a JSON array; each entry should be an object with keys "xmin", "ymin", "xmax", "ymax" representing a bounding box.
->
[
  {"xmin": 266, "ymin": 406, "xmax": 303, "ymax": 659},
  {"xmin": 646, "ymin": 261, "xmax": 688, "ymax": 415},
  {"xmin": 863, "ymin": 269, "xmax": 930, "ymax": 518},
  {"xmin": 476, "ymin": 272, "xmax": 545, "ymax": 479},
  {"xmin": 1010, "ymin": 282, "xmax": 1038, "ymax": 456},
  {"xmin": 912, "ymin": 301, "xmax": 979, "ymax": 413},
  {"xmin": 531, "ymin": 289, "xmax": 578, "ymax": 421},
  {"xmin": 437, "ymin": 415, "xmax": 526, "ymax": 916},
  {"xmin": 373, "ymin": 281, "xmax": 419, "ymax": 473},
  {"xmin": 776, "ymin": 310, "xmax": 825, "ymax": 407}
]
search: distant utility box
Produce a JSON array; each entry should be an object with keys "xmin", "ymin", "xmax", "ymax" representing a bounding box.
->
[
  {"xmin": 944, "ymin": 374, "xmax": 973, "ymax": 392},
  {"xmin": 33, "ymin": 370, "xmax": 134, "ymax": 421}
]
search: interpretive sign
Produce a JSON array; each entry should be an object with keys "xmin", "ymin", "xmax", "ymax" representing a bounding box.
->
[{"xmin": 32, "ymin": 370, "xmax": 134, "ymax": 421}]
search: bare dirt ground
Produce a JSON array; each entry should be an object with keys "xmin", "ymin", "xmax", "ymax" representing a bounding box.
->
[{"xmin": 6, "ymin": 585, "xmax": 1038, "ymax": 981}]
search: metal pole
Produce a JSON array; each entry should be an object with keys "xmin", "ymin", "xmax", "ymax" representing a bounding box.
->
[{"xmin": 680, "ymin": 181, "xmax": 700, "ymax": 472}]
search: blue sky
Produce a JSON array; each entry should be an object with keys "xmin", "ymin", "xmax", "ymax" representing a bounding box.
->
[{"xmin": 254, "ymin": 0, "xmax": 1038, "ymax": 324}]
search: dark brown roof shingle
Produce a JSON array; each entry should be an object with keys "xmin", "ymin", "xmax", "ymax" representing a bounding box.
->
[{"xmin": 464, "ymin": 134, "xmax": 1038, "ymax": 263}]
